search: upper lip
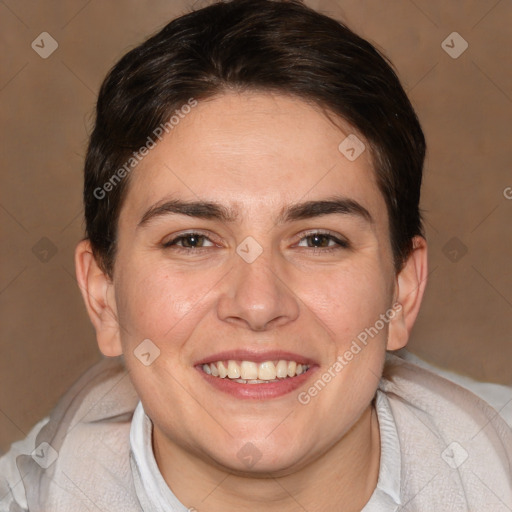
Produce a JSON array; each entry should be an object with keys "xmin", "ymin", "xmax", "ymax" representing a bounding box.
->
[{"xmin": 194, "ymin": 349, "xmax": 318, "ymax": 366}]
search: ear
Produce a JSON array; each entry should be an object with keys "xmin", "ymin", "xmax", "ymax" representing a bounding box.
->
[
  {"xmin": 74, "ymin": 239, "xmax": 123, "ymax": 357},
  {"xmin": 387, "ymin": 236, "xmax": 428, "ymax": 351}
]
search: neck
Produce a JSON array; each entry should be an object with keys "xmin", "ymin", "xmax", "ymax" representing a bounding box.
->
[{"xmin": 152, "ymin": 403, "xmax": 381, "ymax": 512}]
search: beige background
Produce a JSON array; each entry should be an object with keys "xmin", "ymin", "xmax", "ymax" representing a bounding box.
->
[{"xmin": 0, "ymin": 0, "xmax": 511, "ymax": 453}]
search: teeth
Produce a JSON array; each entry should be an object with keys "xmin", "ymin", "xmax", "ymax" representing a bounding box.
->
[
  {"xmin": 227, "ymin": 360, "xmax": 241, "ymax": 379},
  {"xmin": 234, "ymin": 378, "xmax": 280, "ymax": 384},
  {"xmin": 217, "ymin": 361, "xmax": 228, "ymax": 378},
  {"xmin": 276, "ymin": 360, "xmax": 288, "ymax": 378},
  {"xmin": 240, "ymin": 361, "xmax": 258, "ymax": 380},
  {"xmin": 258, "ymin": 361, "xmax": 277, "ymax": 380},
  {"xmin": 201, "ymin": 359, "xmax": 310, "ymax": 381}
]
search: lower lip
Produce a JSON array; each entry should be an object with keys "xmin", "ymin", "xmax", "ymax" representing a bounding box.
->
[{"xmin": 195, "ymin": 366, "xmax": 318, "ymax": 400}]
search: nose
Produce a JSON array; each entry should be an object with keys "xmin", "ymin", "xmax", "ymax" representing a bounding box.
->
[{"xmin": 216, "ymin": 246, "xmax": 300, "ymax": 331}]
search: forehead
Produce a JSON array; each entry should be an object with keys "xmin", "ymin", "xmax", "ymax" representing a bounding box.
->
[{"xmin": 120, "ymin": 91, "xmax": 386, "ymax": 224}]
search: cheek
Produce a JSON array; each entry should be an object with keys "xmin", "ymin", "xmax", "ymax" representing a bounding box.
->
[
  {"xmin": 114, "ymin": 259, "xmax": 221, "ymax": 344},
  {"xmin": 300, "ymin": 261, "xmax": 392, "ymax": 347}
]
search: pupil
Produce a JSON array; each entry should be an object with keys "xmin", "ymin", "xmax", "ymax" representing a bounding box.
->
[
  {"xmin": 186, "ymin": 235, "xmax": 200, "ymax": 247},
  {"xmin": 310, "ymin": 234, "xmax": 326, "ymax": 247}
]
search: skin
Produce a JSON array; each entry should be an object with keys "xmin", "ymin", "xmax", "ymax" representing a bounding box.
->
[{"xmin": 76, "ymin": 91, "xmax": 427, "ymax": 512}]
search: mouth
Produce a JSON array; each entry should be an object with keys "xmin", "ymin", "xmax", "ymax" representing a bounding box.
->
[
  {"xmin": 199, "ymin": 359, "xmax": 310, "ymax": 383},
  {"xmin": 194, "ymin": 351, "xmax": 318, "ymax": 400}
]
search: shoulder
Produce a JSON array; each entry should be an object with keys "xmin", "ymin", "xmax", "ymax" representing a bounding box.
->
[
  {"xmin": 379, "ymin": 353, "xmax": 512, "ymax": 510},
  {"xmin": 0, "ymin": 416, "xmax": 49, "ymax": 511},
  {"xmin": 0, "ymin": 356, "xmax": 141, "ymax": 512}
]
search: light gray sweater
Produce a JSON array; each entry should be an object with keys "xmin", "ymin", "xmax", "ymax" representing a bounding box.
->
[{"xmin": 1, "ymin": 353, "xmax": 511, "ymax": 511}]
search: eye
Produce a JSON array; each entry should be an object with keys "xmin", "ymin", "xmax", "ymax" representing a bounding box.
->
[
  {"xmin": 296, "ymin": 231, "xmax": 349, "ymax": 251},
  {"xmin": 162, "ymin": 232, "xmax": 216, "ymax": 250},
  {"xmin": 161, "ymin": 230, "xmax": 349, "ymax": 253}
]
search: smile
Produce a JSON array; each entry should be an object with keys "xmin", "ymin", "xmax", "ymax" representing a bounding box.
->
[
  {"xmin": 196, "ymin": 354, "xmax": 317, "ymax": 399},
  {"xmin": 201, "ymin": 359, "xmax": 310, "ymax": 383}
]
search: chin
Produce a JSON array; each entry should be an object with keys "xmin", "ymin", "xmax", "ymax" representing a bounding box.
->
[
  {"xmin": 203, "ymin": 434, "xmax": 314, "ymax": 477},
  {"xmin": 216, "ymin": 451, "xmax": 308, "ymax": 477}
]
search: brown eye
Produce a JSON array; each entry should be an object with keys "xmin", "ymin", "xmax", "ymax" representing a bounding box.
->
[
  {"xmin": 163, "ymin": 233, "xmax": 215, "ymax": 249},
  {"xmin": 297, "ymin": 232, "xmax": 349, "ymax": 250},
  {"xmin": 178, "ymin": 234, "xmax": 206, "ymax": 248},
  {"xmin": 306, "ymin": 234, "xmax": 332, "ymax": 247}
]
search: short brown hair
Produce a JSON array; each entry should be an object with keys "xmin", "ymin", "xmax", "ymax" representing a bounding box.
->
[{"xmin": 84, "ymin": 0, "xmax": 426, "ymax": 277}]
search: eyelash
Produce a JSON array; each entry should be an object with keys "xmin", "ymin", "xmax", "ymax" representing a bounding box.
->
[{"xmin": 162, "ymin": 230, "xmax": 350, "ymax": 254}]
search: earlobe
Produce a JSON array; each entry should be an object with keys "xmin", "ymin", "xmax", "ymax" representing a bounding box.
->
[
  {"xmin": 387, "ymin": 236, "xmax": 428, "ymax": 351},
  {"xmin": 74, "ymin": 239, "xmax": 123, "ymax": 357}
]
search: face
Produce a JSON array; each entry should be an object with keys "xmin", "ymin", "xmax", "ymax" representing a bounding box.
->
[{"xmin": 104, "ymin": 92, "xmax": 400, "ymax": 474}]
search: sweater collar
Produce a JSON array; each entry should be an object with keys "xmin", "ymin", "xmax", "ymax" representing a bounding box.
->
[{"xmin": 129, "ymin": 390, "xmax": 401, "ymax": 511}]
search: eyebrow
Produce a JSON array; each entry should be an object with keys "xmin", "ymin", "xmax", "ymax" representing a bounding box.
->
[{"xmin": 137, "ymin": 195, "xmax": 373, "ymax": 227}]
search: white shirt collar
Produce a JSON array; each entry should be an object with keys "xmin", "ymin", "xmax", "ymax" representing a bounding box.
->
[
  {"xmin": 130, "ymin": 403, "xmax": 189, "ymax": 512},
  {"xmin": 362, "ymin": 389, "xmax": 402, "ymax": 511},
  {"xmin": 129, "ymin": 389, "xmax": 401, "ymax": 511}
]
